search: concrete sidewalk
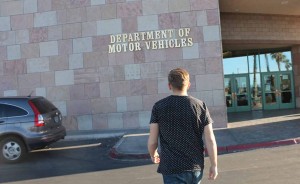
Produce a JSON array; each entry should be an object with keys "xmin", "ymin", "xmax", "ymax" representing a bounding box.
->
[{"xmin": 109, "ymin": 110, "xmax": 300, "ymax": 160}]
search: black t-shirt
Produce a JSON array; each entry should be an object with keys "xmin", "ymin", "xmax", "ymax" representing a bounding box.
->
[{"xmin": 150, "ymin": 95, "xmax": 213, "ymax": 175}]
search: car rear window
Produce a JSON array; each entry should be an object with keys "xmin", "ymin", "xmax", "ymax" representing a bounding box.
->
[
  {"xmin": 30, "ymin": 98, "xmax": 57, "ymax": 114},
  {"xmin": 0, "ymin": 104, "xmax": 28, "ymax": 118}
]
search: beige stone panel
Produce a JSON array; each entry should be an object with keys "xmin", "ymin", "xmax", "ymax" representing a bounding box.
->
[
  {"xmin": 138, "ymin": 111, "xmax": 151, "ymax": 128},
  {"xmin": 123, "ymin": 112, "xmax": 139, "ymax": 129},
  {"xmin": 82, "ymin": 21, "xmax": 97, "ymax": 37},
  {"xmin": 110, "ymin": 81, "xmax": 131, "ymax": 97},
  {"xmin": 0, "ymin": 75, "xmax": 18, "ymax": 91},
  {"xmin": 35, "ymin": 87, "xmax": 46, "ymax": 97},
  {"xmin": 48, "ymin": 25, "xmax": 63, "ymax": 41},
  {"xmin": 67, "ymin": 100, "xmax": 92, "ymax": 116},
  {"xmin": 69, "ymin": 53, "xmax": 83, "ymax": 69},
  {"xmin": 41, "ymin": 72, "xmax": 55, "ymax": 87},
  {"xmin": 21, "ymin": 43, "xmax": 40, "ymax": 59},
  {"xmin": 97, "ymin": 19, "xmax": 122, "ymax": 35},
  {"xmin": 91, "ymin": 98, "xmax": 117, "ymax": 114},
  {"xmin": 27, "ymin": 57, "xmax": 50, "ymax": 73},
  {"xmin": 47, "ymin": 86, "xmax": 70, "ymax": 101},
  {"xmin": 34, "ymin": 11, "xmax": 57, "ymax": 27},
  {"xmin": 169, "ymin": 0, "xmax": 190, "ymax": 13},
  {"xmin": 142, "ymin": 0, "xmax": 168, "ymax": 15},
  {"xmin": 74, "ymin": 68, "xmax": 99, "ymax": 84},
  {"xmin": 49, "ymin": 55, "xmax": 69, "ymax": 71},
  {"xmin": 7, "ymin": 45, "xmax": 21, "ymax": 60},
  {"xmin": 213, "ymin": 89, "xmax": 225, "ymax": 106},
  {"xmin": 63, "ymin": 23, "xmax": 82, "ymax": 39},
  {"xmin": 86, "ymin": 6, "xmax": 102, "ymax": 21},
  {"xmin": 203, "ymin": 25, "xmax": 221, "ymax": 41},
  {"xmin": 18, "ymin": 73, "xmax": 41, "ymax": 89},
  {"xmin": 179, "ymin": 59, "xmax": 206, "ymax": 75},
  {"xmin": 0, "ymin": 1, "xmax": 23, "ymax": 16},
  {"xmin": 91, "ymin": 0, "xmax": 106, "ymax": 6},
  {"xmin": 77, "ymin": 115, "xmax": 93, "ymax": 130},
  {"xmin": 117, "ymin": 96, "xmax": 127, "ymax": 112},
  {"xmin": 63, "ymin": 116, "xmax": 78, "ymax": 131},
  {"xmin": 99, "ymin": 66, "xmax": 115, "ymax": 82},
  {"xmin": 38, "ymin": 0, "xmax": 52, "ymax": 12},
  {"xmin": 92, "ymin": 114, "xmax": 108, "ymax": 130},
  {"xmin": 197, "ymin": 11, "xmax": 208, "ymax": 26},
  {"xmin": 127, "ymin": 96, "xmax": 143, "ymax": 111},
  {"xmin": 100, "ymin": 82, "xmax": 111, "ymax": 97},
  {"xmin": 196, "ymin": 74, "xmax": 223, "ymax": 91},
  {"xmin": 73, "ymin": 37, "xmax": 93, "ymax": 53},
  {"xmin": 137, "ymin": 15, "xmax": 158, "ymax": 31},
  {"xmin": 0, "ymin": 31, "xmax": 16, "ymax": 46},
  {"xmin": 0, "ymin": 16, "xmax": 11, "ymax": 31},
  {"xmin": 130, "ymin": 79, "xmax": 147, "ymax": 96},
  {"xmin": 4, "ymin": 90, "xmax": 18, "ymax": 97},
  {"xmin": 66, "ymin": 7, "xmax": 87, "ymax": 23},
  {"xmin": 55, "ymin": 70, "xmax": 74, "ymax": 86},
  {"xmin": 84, "ymin": 52, "xmax": 109, "ymax": 68},
  {"xmin": 16, "ymin": 30, "xmax": 29, "ymax": 44},
  {"xmin": 205, "ymin": 57, "xmax": 223, "ymax": 74},
  {"xmin": 24, "ymin": 0, "xmax": 37, "ymax": 13},
  {"xmin": 113, "ymin": 65, "xmax": 125, "ymax": 81},
  {"xmin": 108, "ymin": 113, "xmax": 123, "ymax": 129},
  {"xmin": 11, "ymin": 14, "xmax": 33, "ymax": 30},
  {"xmin": 140, "ymin": 62, "xmax": 162, "ymax": 79},
  {"xmin": 101, "ymin": 4, "xmax": 117, "ymax": 20},
  {"xmin": 124, "ymin": 64, "xmax": 141, "ymax": 80},
  {"xmin": 158, "ymin": 77, "xmax": 170, "ymax": 94},
  {"xmin": 182, "ymin": 43, "xmax": 199, "ymax": 59},
  {"xmin": 4, "ymin": 59, "xmax": 27, "ymax": 75},
  {"xmin": 40, "ymin": 41, "xmax": 59, "ymax": 57},
  {"xmin": 209, "ymin": 106, "xmax": 227, "ymax": 128}
]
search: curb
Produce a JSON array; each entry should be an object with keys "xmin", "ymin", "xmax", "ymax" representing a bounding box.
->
[
  {"xmin": 109, "ymin": 137, "xmax": 300, "ymax": 160},
  {"xmin": 63, "ymin": 132, "xmax": 125, "ymax": 141}
]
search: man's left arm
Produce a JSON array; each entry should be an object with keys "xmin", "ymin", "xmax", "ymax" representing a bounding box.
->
[{"xmin": 148, "ymin": 123, "xmax": 160, "ymax": 164}]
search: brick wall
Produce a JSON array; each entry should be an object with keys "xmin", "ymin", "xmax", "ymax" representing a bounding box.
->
[
  {"xmin": 0, "ymin": 0, "xmax": 226, "ymax": 130},
  {"xmin": 221, "ymin": 13, "xmax": 300, "ymax": 41}
]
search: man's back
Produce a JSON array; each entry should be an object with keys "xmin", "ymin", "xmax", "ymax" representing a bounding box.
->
[{"xmin": 150, "ymin": 95, "xmax": 213, "ymax": 174}]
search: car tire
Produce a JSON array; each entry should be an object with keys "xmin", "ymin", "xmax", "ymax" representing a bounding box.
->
[{"xmin": 0, "ymin": 136, "xmax": 27, "ymax": 163}]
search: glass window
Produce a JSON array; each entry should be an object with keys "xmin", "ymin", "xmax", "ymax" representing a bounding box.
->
[
  {"xmin": 248, "ymin": 54, "xmax": 260, "ymax": 74},
  {"xmin": 0, "ymin": 104, "xmax": 28, "ymax": 118},
  {"xmin": 260, "ymin": 51, "xmax": 292, "ymax": 72},
  {"xmin": 223, "ymin": 56, "xmax": 248, "ymax": 75},
  {"xmin": 30, "ymin": 98, "xmax": 57, "ymax": 114}
]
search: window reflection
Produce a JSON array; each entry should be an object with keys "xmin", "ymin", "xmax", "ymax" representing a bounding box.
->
[
  {"xmin": 260, "ymin": 51, "xmax": 292, "ymax": 72},
  {"xmin": 223, "ymin": 56, "xmax": 248, "ymax": 75}
]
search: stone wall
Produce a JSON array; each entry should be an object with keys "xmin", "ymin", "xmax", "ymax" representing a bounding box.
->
[{"xmin": 0, "ymin": 0, "xmax": 226, "ymax": 130}]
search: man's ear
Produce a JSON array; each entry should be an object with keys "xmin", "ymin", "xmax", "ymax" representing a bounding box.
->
[
  {"xmin": 187, "ymin": 82, "xmax": 191, "ymax": 90},
  {"xmin": 168, "ymin": 83, "xmax": 172, "ymax": 90}
]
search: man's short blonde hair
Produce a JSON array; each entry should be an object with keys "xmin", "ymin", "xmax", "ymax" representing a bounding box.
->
[{"xmin": 168, "ymin": 68, "xmax": 190, "ymax": 91}]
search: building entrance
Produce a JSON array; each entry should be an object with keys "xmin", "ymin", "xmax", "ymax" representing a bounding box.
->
[
  {"xmin": 262, "ymin": 72, "xmax": 295, "ymax": 110},
  {"xmin": 224, "ymin": 74, "xmax": 251, "ymax": 112},
  {"xmin": 223, "ymin": 50, "xmax": 295, "ymax": 112}
]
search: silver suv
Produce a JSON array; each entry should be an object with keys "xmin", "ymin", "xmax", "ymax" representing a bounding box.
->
[{"xmin": 0, "ymin": 96, "xmax": 66, "ymax": 163}]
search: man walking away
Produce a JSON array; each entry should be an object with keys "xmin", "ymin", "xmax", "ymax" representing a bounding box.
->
[{"xmin": 148, "ymin": 68, "xmax": 218, "ymax": 184}]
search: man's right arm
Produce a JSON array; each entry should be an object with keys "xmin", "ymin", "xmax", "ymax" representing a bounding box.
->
[{"xmin": 204, "ymin": 123, "xmax": 218, "ymax": 180}]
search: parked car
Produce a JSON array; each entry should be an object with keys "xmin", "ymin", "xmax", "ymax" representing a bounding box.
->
[{"xmin": 0, "ymin": 96, "xmax": 66, "ymax": 163}]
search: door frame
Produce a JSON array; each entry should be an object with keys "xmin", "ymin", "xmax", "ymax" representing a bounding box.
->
[
  {"xmin": 225, "ymin": 74, "xmax": 251, "ymax": 112},
  {"xmin": 261, "ymin": 71, "xmax": 295, "ymax": 110}
]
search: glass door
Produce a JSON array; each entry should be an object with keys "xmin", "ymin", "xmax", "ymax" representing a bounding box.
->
[
  {"xmin": 224, "ymin": 75, "xmax": 251, "ymax": 112},
  {"xmin": 262, "ymin": 72, "xmax": 295, "ymax": 109}
]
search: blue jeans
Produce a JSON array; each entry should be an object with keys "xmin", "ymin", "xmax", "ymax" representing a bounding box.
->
[{"xmin": 163, "ymin": 170, "xmax": 203, "ymax": 184}]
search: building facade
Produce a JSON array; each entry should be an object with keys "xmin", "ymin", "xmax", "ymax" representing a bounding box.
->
[{"xmin": 0, "ymin": 0, "xmax": 299, "ymax": 131}]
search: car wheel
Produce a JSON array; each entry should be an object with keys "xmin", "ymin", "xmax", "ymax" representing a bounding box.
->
[{"xmin": 0, "ymin": 136, "xmax": 27, "ymax": 163}]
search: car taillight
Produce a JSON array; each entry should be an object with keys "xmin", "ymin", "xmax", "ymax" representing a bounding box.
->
[{"xmin": 28, "ymin": 101, "xmax": 45, "ymax": 127}]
